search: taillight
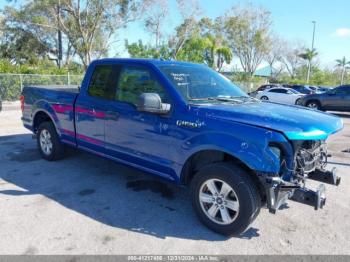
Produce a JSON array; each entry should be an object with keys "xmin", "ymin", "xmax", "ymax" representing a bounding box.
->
[{"xmin": 20, "ymin": 95, "xmax": 24, "ymax": 112}]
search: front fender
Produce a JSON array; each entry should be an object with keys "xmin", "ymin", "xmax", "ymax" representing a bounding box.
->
[{"xmin": 181, "ymin": 128, "xmax": 289, "ymax": 174}]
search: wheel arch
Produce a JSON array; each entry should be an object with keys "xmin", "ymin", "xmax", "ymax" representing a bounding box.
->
[
  {"xmin": 180, "ymin": 149, "xmax": 265, "ymax": 201},
  {"xmin": 306, "ymin": 99, "xmax": 322, "ymax": 107},
  {"xmin": 33, "ymin": 110, "xmax": 56, "ymax": 133}
]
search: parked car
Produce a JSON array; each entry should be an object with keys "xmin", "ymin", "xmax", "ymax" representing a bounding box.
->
[
  {"xmin": 307, "ymin": 85, "xmax": 319, "ymax": 93},
  {"xmin": 317, "ymin": 86, "xmax": 333, "ymax": 94},
  {"xmin": 284, "ymin": 84, "xmax": 314, "ymax": 94},
  {"xmin": 255, "ymin": 87, "xmax": 305, "ymax": 105},
  {"xmin": 21, "ymin": 58, "xmax": 342, "ymax": 236},
  {"xmin": 299, "ymin": 84, "xmax": 350, "ymax": 111},
  {"xmin": 248, "ymin": 83, "xmax": 279, "ymax": 97}
]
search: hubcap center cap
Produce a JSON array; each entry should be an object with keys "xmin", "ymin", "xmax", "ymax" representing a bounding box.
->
[{"xmin": 216, "ymin": 197, "xmax": 223, "ymax": 205}]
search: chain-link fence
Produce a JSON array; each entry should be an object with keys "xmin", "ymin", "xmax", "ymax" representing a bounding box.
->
[
  {"xmin": 0, "ymin": 73, "xmax": 84, "ymax": 101},
  {"xmin": 0, "ymin": 73, "xmax": 263, "ymax": 101}
]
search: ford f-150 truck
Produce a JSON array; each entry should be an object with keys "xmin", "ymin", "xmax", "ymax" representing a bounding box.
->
[{"xmin": 21, "ymin": 58, "xmax": 343, "ymax": 236}]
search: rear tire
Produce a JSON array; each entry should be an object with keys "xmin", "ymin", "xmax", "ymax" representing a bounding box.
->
[
  {"xmin": 190, "ymin": 162, "xmax": 261, "ymax": 236},
  {"xmin": 306, "ymin": 100, "xmax": 321, "ymax": 110},
  {"xmin": 260, "ymin": 96, "xmax": 269, "ymax": 101},
  {"xmin": 37, "ymin": 121, "xmax": 65, "ymax": 161}
]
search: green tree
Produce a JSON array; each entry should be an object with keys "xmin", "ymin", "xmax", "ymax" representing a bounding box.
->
[
  {"xmin": 0, "ymin": 5, "xmax": 57, "ymax": 65},
  {"xmin": 299, "ymin": 48, "xmax": 318, "ymax": 83},
  {"xmin": 335, "ymin": 56, "xmax": 350, "ymax": 85},
  {"xmin": 223, "ymin": 4, "xmax": 272, "ymax": 78},
  {"xmin": 169, "ymin": 17, "xmax": 232, "ymax": 70},
  {"xmin": 280, "ymin": 42, "xmax": 304, "ymax": 79},
  {"xmin": 125, "ymin": 40, "xmax": 171, "ymax": 59},
  {"xmin": 1, "ymin": 0, "xmax": 151, "ymax": 69}
]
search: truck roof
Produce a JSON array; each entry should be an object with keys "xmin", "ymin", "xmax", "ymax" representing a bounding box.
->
[{"xmin": 93, "ymin": 58, "xmax": 204, "ymax": 67}]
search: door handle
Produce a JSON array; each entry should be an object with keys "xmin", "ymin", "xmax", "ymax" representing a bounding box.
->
[{"xmin": 107, "ymin": 111, "xmax": 119, "ymax": 120}]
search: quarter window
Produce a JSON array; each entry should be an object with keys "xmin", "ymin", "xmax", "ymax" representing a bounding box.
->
[{"xmin": 88, "ymin": 65, "xmax": 116, "ymax": 100}]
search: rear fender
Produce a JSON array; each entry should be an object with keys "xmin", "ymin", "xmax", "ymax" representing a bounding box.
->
[{"xmin": 32, "ymin": 100, "xmax": 61, "ymax": 136}]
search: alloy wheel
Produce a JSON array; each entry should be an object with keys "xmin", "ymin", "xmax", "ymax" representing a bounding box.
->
[{"xmin": 199, "ymin": 179, "xmax": 240, "ymax": 225}]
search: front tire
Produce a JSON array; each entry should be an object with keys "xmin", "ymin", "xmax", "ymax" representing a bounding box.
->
[
  {"xmin": 306, "ymin": 100, "xmax": 321, "ymax": 110},
  {"xmin": 37, "ymin": 121, "xmax": 65, "ymax": 161},
  {"xmin": 295, "ymin": 98, "xmax": 302, "ymax": 105},
  {"xmin": 190, "ymin": 162, "xmax": 261, "ymax": 236},
  {"xmin": 260, "ymin": 96, "xmax": 269, "ymax": 101}
]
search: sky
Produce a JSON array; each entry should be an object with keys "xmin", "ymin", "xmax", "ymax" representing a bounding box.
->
[{"xmin": 1, "ymin": 0, "xmax": 350, "ymax": 69}]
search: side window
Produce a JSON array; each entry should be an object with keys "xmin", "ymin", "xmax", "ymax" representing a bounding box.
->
[
  {"xmin": 336, "ymin": 86, "xmax": 350, "ymax": 94},
  {"xmin": 269, "ymin": 89, "xmax": 286, "ymax": 93},
  {"xmin": 88, "ymin": 65, "xmax": 115, "ymax": 100},
  {"xmin": 116, "ymin": 66, "xmax": 169, "ymax": 105}
]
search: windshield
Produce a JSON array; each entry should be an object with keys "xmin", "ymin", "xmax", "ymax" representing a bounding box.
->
[{"xmin": 158, "ymin": 64, "xmax": 247, "ymax": 103}]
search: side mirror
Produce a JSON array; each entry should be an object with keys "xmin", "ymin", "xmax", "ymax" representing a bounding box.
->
[{"xmin": 137, "ymin": 93, "xmax": 171, "ymax": 114}]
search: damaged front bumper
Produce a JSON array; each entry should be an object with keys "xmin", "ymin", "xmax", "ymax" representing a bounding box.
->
[
  {"xmin": 261, "ymin": 140, "xmax": 341, "ymax": 214},
  {"xmin": 262, "ymin": 167, "xmax": 340, "ymax": 213}
]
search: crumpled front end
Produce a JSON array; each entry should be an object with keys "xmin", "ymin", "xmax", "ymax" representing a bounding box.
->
[{"xmin": 259, "ymin": 139, "xmax": 341, "ymax": 213}]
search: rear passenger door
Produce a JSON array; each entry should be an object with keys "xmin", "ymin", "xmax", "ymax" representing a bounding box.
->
[
  {"xmin": 267, "ymin": 88, "xmax": 287, "ymax": 103},
  {"xmin": 75, "ymin": 65, "xmax": 119, "ymax": 152}
]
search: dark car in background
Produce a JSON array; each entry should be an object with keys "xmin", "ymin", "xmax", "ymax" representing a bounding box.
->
[
  {"xmin": 256, "ymin": 83, "xmax": 280, "ymax": 92},
  {"xmin": 318, "ymin": 86, "xmax": 333, "ymax": 94},
  {"xmin": 248, "ymin": 83, "xmax": 280, "ymax": 97},
  {"xmin": 299, "ymin": 85, "xmax": 350, "ymax": 111},
  {"xmin": 284, "ymin": 84, "xmax": 314, "ymax": 94}
]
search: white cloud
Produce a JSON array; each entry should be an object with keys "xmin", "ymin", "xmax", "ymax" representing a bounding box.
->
[{"xmin": 332, "ymin": 28, "xmax": 350, "ymax": 37}]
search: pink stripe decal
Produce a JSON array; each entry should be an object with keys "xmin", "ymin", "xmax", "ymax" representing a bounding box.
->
[
  {"xmin": 75, "ymin": 106, "xmax": 106, "ymax": 118},
  {"xmin": 76, "ymin": 133, "xmax": 104, "ymax": 146},
  {"xmin": 52, "ymin": 104, "xmax": 74, "ymax": 114},
  {"xmin": 61, "ymin": 128, "xmax": 104, "ymax": 146}
]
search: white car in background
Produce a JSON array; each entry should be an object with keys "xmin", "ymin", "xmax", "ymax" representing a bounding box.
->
[{"xmin": 256, "ymin": 87, "xmax": 305, "ymax": 105}]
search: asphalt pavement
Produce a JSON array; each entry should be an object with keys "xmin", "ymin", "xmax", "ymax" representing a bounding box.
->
[{"xmin": 0, "ymin": 108, "xmax": 349, "ymax": 254}]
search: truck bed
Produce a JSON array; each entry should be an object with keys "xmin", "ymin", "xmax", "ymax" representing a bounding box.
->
[
  {"xmin": 22, "ymin": 85, "xmax": 80, "ymax": 146},
  {"xmin": 25, "ymin": 85, "xmax": 80, "ymax": 93}
]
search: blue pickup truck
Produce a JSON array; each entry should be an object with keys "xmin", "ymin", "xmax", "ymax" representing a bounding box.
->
[{"xmin": 21, "ymin": 58, "xmax": 343, "ymax": 235}]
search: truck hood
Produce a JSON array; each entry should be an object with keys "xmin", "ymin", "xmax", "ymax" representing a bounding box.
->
[{"xmin": 194, "ymin": 101, "xmax": 343, "ymax": 140}]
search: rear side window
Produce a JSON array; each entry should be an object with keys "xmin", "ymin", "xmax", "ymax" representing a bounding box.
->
[
  {"xmin": 269, "ymin": 88, "xmax": 286, "ymax": 93},
  {"xmin": 116, "ymin": 66, "xmax": 169, "ymax": 105},
  {"xmin": 88, "ymin": 65, "xmax": 117, "ymax": 100}
]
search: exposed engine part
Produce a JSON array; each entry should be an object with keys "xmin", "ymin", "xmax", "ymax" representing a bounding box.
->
[{"xmin": 293, "ymin": 140, "xmax": 327, "ymax": 179}]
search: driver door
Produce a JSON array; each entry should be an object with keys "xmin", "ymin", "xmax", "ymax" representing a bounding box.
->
[{"xmin": 104, "ymin": 65, "xmax": 176, "ymax": 179}]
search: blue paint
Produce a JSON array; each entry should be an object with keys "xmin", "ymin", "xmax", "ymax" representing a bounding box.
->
[{"xmin": 21, "ymin": 58, "xmax": 343, "ymax": 184}]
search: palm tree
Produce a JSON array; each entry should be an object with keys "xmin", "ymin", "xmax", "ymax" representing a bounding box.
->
[
  {"xmin": 335, "ymin": 56, "xmax": 350, "ymax": 85},
  {"xmin": 299, "ymin": 48, "xmax": 318, "ymax": 83}
]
